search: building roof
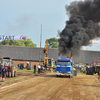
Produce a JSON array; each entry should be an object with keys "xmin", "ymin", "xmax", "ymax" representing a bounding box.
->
[
  {"xmin": 73, "ymin": 50, "xmax": 100, "ymax": 64},
  {"xmin": 0, "ymin": 45, "xmax": 58, "ymax": 61},
  {"xmin": 0, "ymin": 45, "xmax": 100, "ymax": 64}
]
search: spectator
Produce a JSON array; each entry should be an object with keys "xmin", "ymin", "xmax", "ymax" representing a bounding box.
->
[
  {"xmin": 41, "ymin": 64, "xmax": 43, "ymax": 70},
  {"xmin": 33, "ymin": 64, "xmax": 36, "ymax": 73},
  {"xmin": 44, "ymin": 64, "xmax": 47, "ymax": 70},
  {"xmin": 0, "ymin": 64, "xmax": 3, "ymax": 81},
  {"xmin": 2, "ymin": 65, "xmax": 7, "ymax": 82},
  {"xmin": 98, "ymin": 70, "xmax": 100, "ymax": 81},
  {"xmin": 18, "ymin": 64, "xmax": 20, "ymax": 71},
  {"xmin": 38, "ymin": 64, "xmax": 41, "ymax": 74}
]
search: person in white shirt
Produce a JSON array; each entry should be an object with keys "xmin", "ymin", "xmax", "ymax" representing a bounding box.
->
[{"xmin": 38, "ymin": 64, "xmax": 41, "ymax": 73}]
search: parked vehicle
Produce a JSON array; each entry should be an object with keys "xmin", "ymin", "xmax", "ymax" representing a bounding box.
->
[
  {"xmin": 92, "ymin": 61, "xmax": 100, "ymax": 74},
  {"xmin": 18, "ymin": 62, "xmax": 31, "ymax": 70},
  {"xmin": 1, "ymin": 57, "xmax": 17, "ymax": 78}
]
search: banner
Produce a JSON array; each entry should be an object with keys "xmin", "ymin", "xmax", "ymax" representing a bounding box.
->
[
  {"xmin": 90, "ymin": 40, "xmax": 100, "ymax": 44},
  {"xmin": 0, "ymin": 35, "xmax": 27, "ymax": 41}
]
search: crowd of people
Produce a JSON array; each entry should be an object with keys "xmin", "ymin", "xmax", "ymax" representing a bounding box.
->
[
  {"xmin": 0, "ymin": 64, "xmax": 7, "ymax": 82},
  {"xmin": 33, "ymin": 63, "xmax": 44, "ymax": 74},
  {"xmin": 0, "ymin": 63, "xmax": 44, "ymax": 82}
]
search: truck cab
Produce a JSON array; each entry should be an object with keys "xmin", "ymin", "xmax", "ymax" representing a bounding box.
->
[
  {"xmin": 47, "ymin": 58, "xmax": 56, "ymax": 68},
  {"xmin": 56, "ymin": 57, "xmax": 73, "ymax": 78}
]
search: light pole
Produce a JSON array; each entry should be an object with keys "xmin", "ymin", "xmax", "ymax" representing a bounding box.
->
[{"xmin": 39, "ymin": 24, "xmax": 42, "ymax": 64}]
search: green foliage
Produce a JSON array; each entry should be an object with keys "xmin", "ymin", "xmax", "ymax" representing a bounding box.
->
[
  {"xmin": 0, "ymin": 38, "xmax": 37, "ymax": 47},
  {"xmin": 24, "ymin": 39, "xmax": 37, "ymax": 47},
  {"xmin": 48, "ymin": 37, "xmax": 58, "ymax": 48}
]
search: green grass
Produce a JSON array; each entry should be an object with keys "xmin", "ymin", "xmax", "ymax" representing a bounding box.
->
[
  {"xmin": 79, "ymin": 72, "xmax": 98, "ymax": 76},
  {"xmin": 19, "ymin": 68, "xmax": 34, "ymax": 72},
  {"xmin": 14, "ymin": 67, "xmax": 38, "ymax": 71},
  {"xmin": 7, "ymin": 77, "xmax": 23, "ymax": 82},
  {"xmin": 94, "ymin": 73, "xmax": 98, "ymax": 76},
  {"xmin": 14, "ymin": 67, "xmax": 38, "ymax": 74},
  {"xmin": 0, "ymin": 82, "xmax": 2, "ymax": 85}
]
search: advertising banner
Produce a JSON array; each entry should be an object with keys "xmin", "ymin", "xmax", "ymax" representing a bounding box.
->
[
  {"xmin": 0, "ymin": 35, "xmax": 27, "ymax": 41},
  {"xmin": 90, "ymin": 40, "xmax": 99, "ymax": 44}
]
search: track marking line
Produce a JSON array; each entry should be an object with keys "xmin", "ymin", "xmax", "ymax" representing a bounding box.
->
[
  {"xmin": 0, "ymin": 74, "xmax": 48, "ymax": 90},
  {"xmin": 93, "ymin": 76, "xmax": 100, "ymax": 85},
  {"xmin": 60, "ymin": 96, "xmax": 67, "ymax": 99}
]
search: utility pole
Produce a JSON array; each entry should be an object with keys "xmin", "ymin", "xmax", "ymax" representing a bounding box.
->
[{"xmin": 39, "ymin": 24, "xmax": 42, "ymax": 64}]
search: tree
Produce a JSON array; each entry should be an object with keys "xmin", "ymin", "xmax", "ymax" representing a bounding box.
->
[
  {"xmin": 0, "ymin": 38, "xmax": 37, "ymax": 47},
  {"xmin": 24, "ymin": 38, "xmax": 37, "ymax": 47},
  {"xmin": 48, "ymin": 37, "xmax": 58, "ymax": 48}
]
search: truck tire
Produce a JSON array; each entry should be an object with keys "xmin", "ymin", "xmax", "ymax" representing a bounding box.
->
[
  {"xmin": 8, "ymin": 72, "xmax": 11, "ymax": 78},
  {"xmin": 69, "ymin": 75, "xmax": 72, "ymax": 78},
  {"xmin": 56, "ymin": 75, "xmax": 58, "ymax": 77},
  {"xmin": 11, "ymin": 67, "xmax": 14, "ymax": 77}
]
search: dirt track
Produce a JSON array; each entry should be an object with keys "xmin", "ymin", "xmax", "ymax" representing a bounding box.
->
[{"xmin": 0, "ymin": 73, "xmax": 100, "ymax": 100}]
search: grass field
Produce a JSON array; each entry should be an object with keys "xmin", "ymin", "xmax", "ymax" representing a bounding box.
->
[
  {"xmin": 7, "ymin": 77, "xmax": 23, "ymax": 82},
  {"xmin": 14, "ymin": 67, "xmax": 38, "ymax": 73},
  {"xmin": 80, "ymin": 72, "xmax": 98, "ymax": 76}
]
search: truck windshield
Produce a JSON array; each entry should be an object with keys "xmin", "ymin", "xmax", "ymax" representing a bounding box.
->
[
  {"xmin": 57, "ymin": 61, "xmax": 70, "ymax": 65},
  {"xmin": 94, "ymin": 62, "xmax": 100, "ymax": 66}
]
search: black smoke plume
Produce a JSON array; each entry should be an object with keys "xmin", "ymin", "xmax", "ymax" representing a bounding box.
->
[{"xmin": 58, "ymin": 0, "xmax": 100, "ymax": 56}]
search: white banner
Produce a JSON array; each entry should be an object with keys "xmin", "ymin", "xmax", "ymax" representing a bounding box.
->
[
  {"xmin": 0, "ymin": 35, "xmax": 27, "ymax": 41},
  {"xmin": 90, "ymin": 40, "xmax": 99, "ymax": 44}
]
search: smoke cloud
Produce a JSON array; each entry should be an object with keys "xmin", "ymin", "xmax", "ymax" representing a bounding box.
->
[{"xmin": 58, "ymin": 0, "xmax": 100, "ymax": 56}]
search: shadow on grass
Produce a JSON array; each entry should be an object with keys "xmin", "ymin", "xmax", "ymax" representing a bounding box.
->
[{"xmin": 39, "ymin": 74, "xmax": 70, "ymax": 78}]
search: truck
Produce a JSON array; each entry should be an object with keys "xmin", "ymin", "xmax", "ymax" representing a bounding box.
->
[
  {"xmin": 85, "ymin": 61, "xmax": 100, "ymax": 75},
  {"xmin": 92, "ymin": 60, "xmax": 100, "ymax": 74},
  {"xmin": 0, "ymin": 57, "xmax": 17, "ymax": 78},
  {"xmin": 56, "ymin": 56, "xmax": 74, "ymax": 78}
]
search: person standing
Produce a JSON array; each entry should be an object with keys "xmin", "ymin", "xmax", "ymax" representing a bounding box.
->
[
  {"xmin": 18, "ymin": 64, "xmax": 20, "ymax": 71},
  {"xmin": 0, "ymin": 64, "xmax": 3, "ymax": 81},
  {"xmin": 33, "ymin": 64, "xmax": 36, "ymax": 73},
  {"xmin": 2, "ymin": 65, "xmax": 7, "ymax": 82},
  {"xmin": 38, "ymin": 64, "xmax": 41, "ymax": 74},
  {"xmin": 98, "ymin": 70, "xmax": 100, "ymax": 81}
]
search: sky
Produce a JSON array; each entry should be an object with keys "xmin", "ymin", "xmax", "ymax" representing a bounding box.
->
[{"xmin": 0, "ymin": 0, "xmax": 100, "ymax": 51}]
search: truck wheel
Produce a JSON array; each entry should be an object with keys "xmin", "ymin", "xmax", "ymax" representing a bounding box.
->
[
  {"xmin": 11, "ymin": 67, "xmax": 14, "ymax": 77},
  {"xmin": 8, "ymin": 72, "xmax": 11, "ymax": 78},
  {"xmin": 56, "ymin": 75, "xmax": 58, "ymax": 77},
  {"xmin": 69, "ymin": 75, "xmax": 72, "ymax": 78},
  {"xmin": 91, "ymin": 72, "xmax": 93, "ymax": 75}
]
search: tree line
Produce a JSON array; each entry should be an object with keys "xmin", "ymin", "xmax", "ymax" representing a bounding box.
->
[{"xmin": 0, "ymin": 37, "xmax": 58, "ymax": 48}]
